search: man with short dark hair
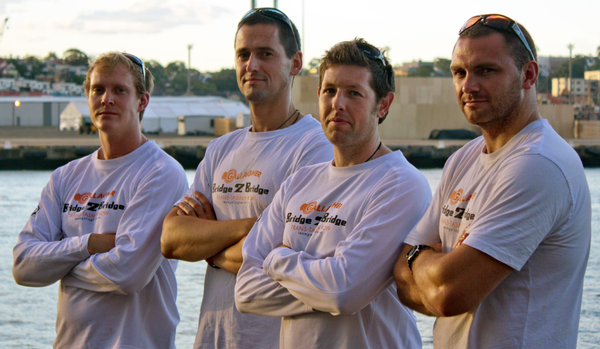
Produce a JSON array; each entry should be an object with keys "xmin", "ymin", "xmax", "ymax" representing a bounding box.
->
[
  {"xmin": 394, "ymin": 14, "xmax": 591, "ymax": 348},
  {"xmin": 13, "ymin": 52, "xmax": 188, "ymax": 348},
  {"xmin": 161, "ymin": 8, "xmax": 333, "ymax": 349},
  {"xmin": 235, "ymin": 39, "xmax": 430, "ymax": 349}
]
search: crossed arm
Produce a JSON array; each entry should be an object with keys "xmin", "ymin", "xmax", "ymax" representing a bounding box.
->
[
  {"xmin": 160, "ymin": 191, "xmax": 255, "ymax": 274},
  {"xmin": 393, "ymin": 242, "xmax": 513, "ymax": 317}
]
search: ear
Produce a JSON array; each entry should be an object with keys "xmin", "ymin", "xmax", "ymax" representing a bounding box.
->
[
  {"xmin": 290, "ymin": 51, "xmax": 303, "ymax": 77},
  {"xmin": 138, "ymin": 92, "xmax": 150, "ymax": 113},
  {"xmin": 522, "ymin": 61, "xmax": 539, "ymax": 90},
  {"xmin": 376, "ymin": 92, "xmax": 395, "ymax": 120}
]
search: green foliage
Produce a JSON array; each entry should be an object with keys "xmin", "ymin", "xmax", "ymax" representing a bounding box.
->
[
  {"xmin": 63, "ymin": 48, "xmax": 88, "ymax": 66},
  {"xmin": 211, "ymin": 69, "xmax": 238, "ymax": 92},
  {"xmin": 434, "ymin": 58, "xmax": 452, "ymax": 76}
]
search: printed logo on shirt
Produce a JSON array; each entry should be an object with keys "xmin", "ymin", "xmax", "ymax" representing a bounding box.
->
[
  {"xmin": 449, "ymin": 189, "xmax": 476, "ymax": 205},
  {"xmin": 74, "ymin": 190, "xmax": 116, "ymax": 205},
  {"xmin": 221, "ymin": 169, "xmax": 262, "ymax": 184},
  {"xmin": 286, "ymin": 201, "xmax": 347, "ymax": 238},
  {"xmin": 63, "ymin": 190, "xmax": 124, "ymax": 222},
  {"xmin": 300, "ymin": 201, "xmax": 343, "ymax": 214}
]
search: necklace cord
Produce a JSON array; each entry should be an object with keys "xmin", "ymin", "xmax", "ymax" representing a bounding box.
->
[
  {"xmin": 275, "ymin": 109, "xmax": 300, "ymax": 130},
  {"xmin": 365, "ymin": 141, "xmax": 382, "ymax": 162}
]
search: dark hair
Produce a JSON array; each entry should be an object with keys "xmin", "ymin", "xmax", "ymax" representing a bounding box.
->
[
  {"xmin": 84, "ymin": 52, "xmax": 154, "ymax": 121},
  {"xmin": 235, "ymin": 9, "xmax": 301, "ymax": 58},
  {"xmin": 319, "ymin": 38, "xmax": 395, "ymax": 124},
  {"xmin": 459, "ymin": 20, "xmax": 537, "ymax": 70}
]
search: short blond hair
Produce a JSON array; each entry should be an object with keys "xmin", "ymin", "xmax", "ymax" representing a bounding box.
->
[{"xmin": 83, "ymin": 52, "xmax": 154, "ymax": 120}]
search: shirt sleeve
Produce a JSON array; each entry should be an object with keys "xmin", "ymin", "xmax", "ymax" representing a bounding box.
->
[
  {"xmin": 176, "ymin": 141, "xmax": 214, "ymax": 206},
  {"xmin": 263, "ymin": 172, "xmax": 431, "ymax": 315},
  {"xmin": 235, "ymin": 179, "xmax": 314, "ymax": 317},
  {"xmin": 61, "ymin": 164, "xmax": 188, "ymax": 295},
  {"xmin": 293, "ymin": 132, "xmax": 334, "ymax": 171},
  {"xmin": 13, "ymin": 169, "xmax": 92, "ymax": 287}
]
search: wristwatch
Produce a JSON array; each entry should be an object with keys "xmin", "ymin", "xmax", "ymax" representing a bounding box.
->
[{"xmin": 406, "ymin": 244, "xmax": 435, "ymax": 272}]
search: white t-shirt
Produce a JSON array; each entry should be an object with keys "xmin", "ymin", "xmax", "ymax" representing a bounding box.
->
[
  {"xmin": 405, "ymin": 119, "xmax": 591, "ymax": 348},
  {"xmin": 183, "ymin": 115, "xmax": 334, "ymax": 349},
  {"xmin": 236, "ymin": 151, "xmax": 431, "ymax": 349},
  {"xmin": 13, "ymin": 141, "xmax": 189, "ymax": 349}
]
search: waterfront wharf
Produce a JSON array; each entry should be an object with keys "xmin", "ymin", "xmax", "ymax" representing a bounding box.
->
[{"xmin": 2, "ymin": 127, "xmax": 600, "ymax": 170}]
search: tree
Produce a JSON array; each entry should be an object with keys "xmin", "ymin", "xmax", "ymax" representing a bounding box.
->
[
  {"xmin": 211, "ymin": 68, "xmax": 238, "ymax": 92},
  {"xmin": 63, "ymin": 48, "xmax": 89, "ymax": 66},
  {"xmin": 434, "ymin": 58, "xmax": 452, "ymax": 76},
  {"xmin": 549, "ymin": 55, "xmax": 588, "ymax": 79}
]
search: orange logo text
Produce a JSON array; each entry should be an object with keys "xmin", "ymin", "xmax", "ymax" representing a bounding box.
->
[
  {"xmin": 222, "ymin": 169, "xmax": 262, "ymax": 184},
  {"xmin": 300, "ymin": 201, "xmax": 343, "ymax": 215},
  {"xmin": 449, "ymin": 189, "xmax": 476, "ymax": 205},
  {"xmin": 74, "ymin": 190, "xmax": 116, "ymax": 204}
]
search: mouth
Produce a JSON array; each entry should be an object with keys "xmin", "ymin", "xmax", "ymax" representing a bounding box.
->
[
  {"xmin": 243, "ymin": 75, "xmax": 266, "ymax": 84},
  {"xmin": 327, "ymin": 116, "xmax": 350, "ymax": 126},
  {"xmin": 463, "ymin": 99, "xmax": 487, "ymax": 108}
]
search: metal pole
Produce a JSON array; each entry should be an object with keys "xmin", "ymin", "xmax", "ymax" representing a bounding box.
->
[
  {"xmin": 187, "ymin": 44, "xmax": 193, "ymax": 96},
  {"xmin": 251, "ymin": 0, "xmax": 255, "ymax": 9},
  {"xmin": 274, "ymin": 0, "xmax": 278, "ymax": 8},
  {"xmin": 568, "ymin": 44, "xmax": 574, "ymax": 105}
]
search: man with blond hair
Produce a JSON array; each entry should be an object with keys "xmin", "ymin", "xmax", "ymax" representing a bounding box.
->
[{"xmin": 13, "ymin": 52, "xmax": 187, "ymax": 348}]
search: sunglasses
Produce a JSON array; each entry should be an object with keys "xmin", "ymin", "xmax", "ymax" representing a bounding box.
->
[
  {"xmin": 459, "ymin": 14, "xmax": 536, "ymax": 62},
  {"xmin": 123, "ymin": 53, "xmax": 146, "ymax": 82},
  {"xmin": 241, "ymin": 8, "xmax": 298, "ymax": 49},
  {"xmin": 356, "ymin": 42, "xmax": 386, "ymax": 67}
]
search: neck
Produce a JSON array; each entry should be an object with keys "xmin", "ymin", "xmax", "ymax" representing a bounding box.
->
[
  {"xmin": 248, "ymin": 93, "xmax": 301, "ymax": 132},
  {"xmin": 481, "ymin": 106, "xmax": 541, "ymax": 154},
  {"xmin": 98, "ymin": 131, "xmax": 147, "ymax": 160},
  {"xmin": 333, "ymin": 138, "xmax": 390, "ymax": 167}
]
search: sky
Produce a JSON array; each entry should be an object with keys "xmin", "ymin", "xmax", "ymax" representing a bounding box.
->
[{"xmin": 0, "ymin": 0, "xmax": 598, "ymax": 72}]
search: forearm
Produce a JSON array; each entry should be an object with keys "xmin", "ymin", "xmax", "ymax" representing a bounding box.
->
[
  {"xmin": 393, "ymin": 246, "xmax": 437, "ymax": 316},
  {"xmin": 161, "ymin": 208, "xmax": 256, "ymax": 261},
  {"xmin": 211, "ymin": 236, "xmax": 246, "ymax": 274},
  {"xmin": 235, "ymin": 256, "xmax": 313, "ymax": 317},
  {"xmin": 264, "ymin": 247, "xmax": 398, "ymax": 315},
  {"xmin": 13, "ymin": 233, "xmax": 91, "ymax": 287}
]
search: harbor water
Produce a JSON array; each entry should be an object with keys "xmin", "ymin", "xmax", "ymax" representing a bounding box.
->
[{"xmin": 0, "ymin": 169, "xmax": 598, "ymax": 348}]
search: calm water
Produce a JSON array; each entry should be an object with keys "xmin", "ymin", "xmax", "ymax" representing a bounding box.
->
[{"xmin": 0, "ymin": 169, "xmax": 598, "ymax": 348}]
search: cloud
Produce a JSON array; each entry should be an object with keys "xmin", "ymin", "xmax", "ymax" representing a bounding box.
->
[{"xmin": 59, "ymin": 0, "xmax": 232, "ymax": 34}]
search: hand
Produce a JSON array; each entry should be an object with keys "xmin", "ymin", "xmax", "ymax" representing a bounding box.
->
[
  {"xmin": 176, "ymin": 191, "xmax": 217, "ymax": 220},
  {"xmin": 88, "ymin": 233, "xmax": 116, "ymax": 255}
]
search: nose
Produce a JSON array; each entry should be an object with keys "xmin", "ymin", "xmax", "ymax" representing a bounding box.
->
[
  {"xmin": 461, "ymin": 73, "xmax": 480, "ymax": 94},
  {"xmin": 332, "ymin": 92, "xmax": 346, "ymax": 112},
  {"xmin": 101, "ymin": 91, "xmax": 114, "ymax": 106},
  {"xmin": 246, "ymin": 53, "xmax": 259, "ymax": 73}
]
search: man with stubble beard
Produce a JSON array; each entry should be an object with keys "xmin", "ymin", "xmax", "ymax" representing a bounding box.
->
[{"xmin": 161, "ymin": 8, "xmax": 333, "ymax": 349}]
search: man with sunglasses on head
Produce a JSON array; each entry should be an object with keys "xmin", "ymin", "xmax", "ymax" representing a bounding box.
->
[
  {"xmin": 234, "ymin": 39, "xmax": 430, "ymax": 348},
  {"xmin": 161, "ymin": 8, "xmax": 333, "ymax": 349},
  {"xmin": 394, "ymin": 14, "xmax": 591, "ymax": 348},
  {"xmin": 13, "ymin": 52, "xmax": 188, "ymax": 348}
]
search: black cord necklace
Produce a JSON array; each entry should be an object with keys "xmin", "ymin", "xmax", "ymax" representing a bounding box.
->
[
  {"xmin": 275, "ymin": 109, "xmax": 299, "ymax": 130},
  {"xmin": 365, "ymin": 141, "xmax": 382, "ymax": 162}
]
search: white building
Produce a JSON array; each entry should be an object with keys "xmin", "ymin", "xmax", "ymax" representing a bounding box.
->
[{"xmin": 58, "ymin": 96, "xmax": 250, "ymax": 135}]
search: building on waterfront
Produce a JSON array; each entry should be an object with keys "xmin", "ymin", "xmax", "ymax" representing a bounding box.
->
[
  {"xmin": 59, "ymin": 96, "xmax": 250, "ymax": 135},
  {"xmin": 293, "ymin": 76, "xmax": 575, "ymax": 140}
]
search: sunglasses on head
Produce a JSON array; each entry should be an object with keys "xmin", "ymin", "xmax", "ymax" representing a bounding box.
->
[
  {"xmin": 241, "ymin": 8, "xmax": 298, "ymax": 49},
  {"xmin": 356, "ymin": 42, "xmax": 386, "ymax": 68},
  {"xmin": 123, "ymin": 53, "xmax": 146, "ymax": 82},
  {"xmin": 459, "ymin": 14, "xmax": 536, "ymax": 62}
]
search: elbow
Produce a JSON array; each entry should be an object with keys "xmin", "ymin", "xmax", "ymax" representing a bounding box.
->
[
  {"xmin": 160, "ymin": 217, "xmax": 177, "ymax": 259},
  {"xmin": 113, "ymin": 275, "xmax": 151, "ymax": 295},
  {"xmin": 322, "ymin": 293, "xmax": 366, "ymax": 315},
  {"xmin": 423, "ymin": 285, "xmax": 475, "ymax": 317}
]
